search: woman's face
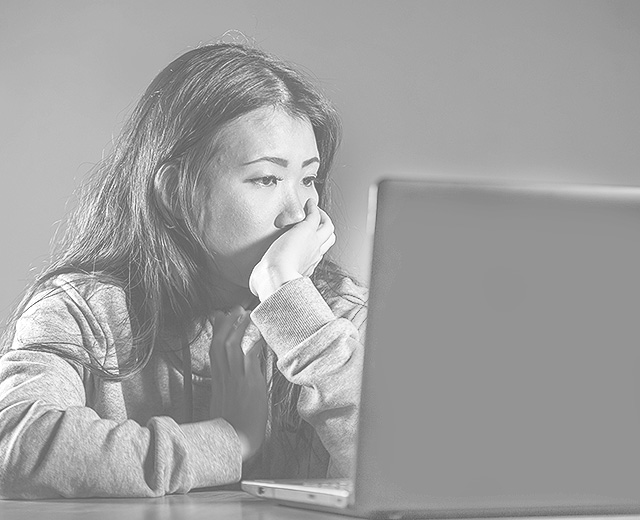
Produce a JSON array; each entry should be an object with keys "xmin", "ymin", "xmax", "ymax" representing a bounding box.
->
[{"xmin": 200, "ymin": 107, "xmax": 321, "ymax": 288}]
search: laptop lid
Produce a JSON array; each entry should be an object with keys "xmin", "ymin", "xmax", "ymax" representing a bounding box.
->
[{"xmin": 353, "ymin": 178, "xmax": 640, "ymax": 518}]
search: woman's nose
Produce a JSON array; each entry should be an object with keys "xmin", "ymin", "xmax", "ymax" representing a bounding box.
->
[{"xmin": 274, "ymin": 192, "xmax": 307, "ymax": 229}]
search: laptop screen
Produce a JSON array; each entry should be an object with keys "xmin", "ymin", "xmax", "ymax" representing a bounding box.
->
[{"xmin": 355, "ymin": 179, "xmax": 640, "ymax": 515}]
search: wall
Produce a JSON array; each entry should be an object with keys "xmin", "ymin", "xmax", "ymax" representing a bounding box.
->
[{"xmin": 1, "ymin": 0, "xmax": 639, "ymax": 327}]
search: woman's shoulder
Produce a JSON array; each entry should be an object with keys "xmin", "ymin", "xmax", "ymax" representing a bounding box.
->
[
  {"xmin": 35, "ymin": 272, "xmax": 129, "ymax": 316},
  {"xmin": 13, "ymin": 272, "xmax": 132, "ymax": 358}
]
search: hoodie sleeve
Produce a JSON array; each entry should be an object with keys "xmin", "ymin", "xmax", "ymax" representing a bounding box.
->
[
  {"xmin": 0, "ymin": 279, "xmax": 242, "ymax": 499},
  {"xmin": 250, "ymin": 276, "xmax": 367, "ymax": 478}
]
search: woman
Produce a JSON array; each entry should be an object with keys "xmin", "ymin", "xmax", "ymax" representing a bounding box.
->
[{"xmin": 0, "ymin": 42, "xmax": 367, "ymax": 498}]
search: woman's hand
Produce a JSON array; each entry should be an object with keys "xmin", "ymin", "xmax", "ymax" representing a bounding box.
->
[
  {"xmin": 209, "ymin": 306, "xmax": 268, "ymax": 461},
  {"xmin": 249, "ymin": 198, "xmax": 336, "ymax": 300}
]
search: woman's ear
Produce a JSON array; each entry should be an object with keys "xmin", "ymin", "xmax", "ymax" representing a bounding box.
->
[{"xmin": 153, "ymin": 162, "xmax": 183, "ymax": 227}]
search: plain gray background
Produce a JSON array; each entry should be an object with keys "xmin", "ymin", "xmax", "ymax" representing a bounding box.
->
[{"xmin": 1, "ymin": 0, "xmax": 639, "ymax": 328}]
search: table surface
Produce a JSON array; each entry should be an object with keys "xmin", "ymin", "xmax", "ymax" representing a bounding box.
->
[
  {"xmin": 5, "ymin": 491, "xmax": 640, "ymax": 520},
  {"xmin": 0, "ymin": 490, "xmax": 351, "ymax": 520}
]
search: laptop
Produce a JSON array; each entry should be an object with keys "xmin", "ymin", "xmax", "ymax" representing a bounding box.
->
[{"xmin": 243, "ymin": 177, "xmax": 640, "ymax": 518}]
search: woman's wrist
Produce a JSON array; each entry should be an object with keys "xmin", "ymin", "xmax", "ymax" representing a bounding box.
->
[
  {"xmin": 250, "ymin": 265, "xmax": 303, "ymax": 301},
  {"xmin": 236, "ymin": 430, "xmax": 250, "ymax": 460}
]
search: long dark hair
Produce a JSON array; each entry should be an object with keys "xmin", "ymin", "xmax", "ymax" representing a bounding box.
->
[{"xmin": 2, "ymin": 43, "xmax": 361, "ymax": 466}]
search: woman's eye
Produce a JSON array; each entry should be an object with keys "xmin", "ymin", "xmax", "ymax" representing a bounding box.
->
[
  {"xmin": 303, "ymin": 176, "xmax": 321, "ymax": 188},
  {"xmin": 253, "ymin": 176, "xmax": 280, "ymax": 187}
]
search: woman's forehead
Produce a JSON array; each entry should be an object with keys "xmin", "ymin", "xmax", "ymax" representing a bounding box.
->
[{"xmin": 215, "ymin": 107, "xmax": 316, "ymax": 155}]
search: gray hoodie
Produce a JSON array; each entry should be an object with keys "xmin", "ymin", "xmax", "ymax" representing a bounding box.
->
[{"xmin": 0, "ymin": 274, "xmax": 367, "ymax": 498}]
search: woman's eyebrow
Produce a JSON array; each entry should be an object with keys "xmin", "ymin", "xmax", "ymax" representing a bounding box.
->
[
  {"xmin": 242, "ymin": 156, "xmax": 320, "ymax": 167},
  {"xmin": 302, "ymin": 157, "xmax": 320, "ymax": 167}
]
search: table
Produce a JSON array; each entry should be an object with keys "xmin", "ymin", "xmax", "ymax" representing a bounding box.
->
[
  {"xmin": 0, "ymin": 490, "xmax": 350, "ymax": 519},
  {"xmin": 5, "ymin": 492, "xmax": 640, "ymax": 520}
]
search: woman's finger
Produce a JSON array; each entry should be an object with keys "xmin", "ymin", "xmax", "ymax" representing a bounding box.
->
[
  {"xmin": 213, "ymin": 306, "xmax": 245, "ymax": 340},
  {"xmin": 303, "ymin": 198, "xmax": 321, "ymax": 228},
  {"xmin": 244, "ymin": 351, "xmax": 263, "ymax": 379},
  {"xmin": 320, "ymin": 233, "xmax": 336, "ymax": 255},
  {"xmin": 211, "ymin": 311, "xmax": 228, "ymax": 370},
  {"xmin": 317, "ymin": 206, "xmax": 334, "ymax": 229},
  {"xmin": 211, "ymin": 306, "xmax": 246, "ymax": 371},
  {"xmin": 243, "ymin": 339, "xmax": 263, "ymax": 374},
  {"xmin": 225, "ymin": 312, "xmax": 251, "ymax": 375},
  {"xmin": 315, "ymin": 217, "xmax": 335, "ymax": 245}
]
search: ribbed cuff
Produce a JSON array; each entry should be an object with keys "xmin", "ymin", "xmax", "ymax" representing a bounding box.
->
[{"xmin": 250, "ymin": 277, "xmax": 335, "ymax": 356}]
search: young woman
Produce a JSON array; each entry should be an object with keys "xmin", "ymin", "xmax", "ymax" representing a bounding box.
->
[{"xmin": 0, "ymin": 43, "xmax": 367, "ymax": 498}]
